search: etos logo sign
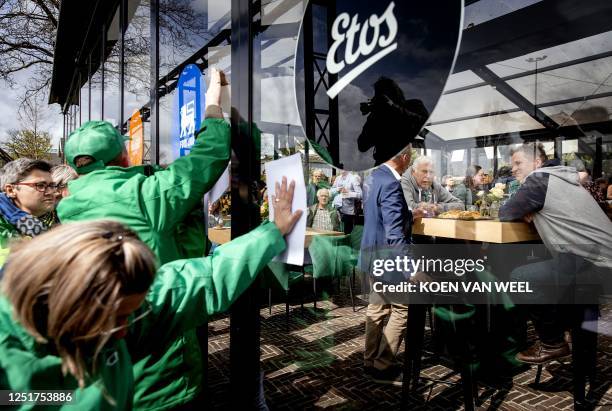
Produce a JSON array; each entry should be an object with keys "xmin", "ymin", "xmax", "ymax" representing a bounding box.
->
[{"xmin": 295, "ymin": 1, "xmax": 462, "ymax": 171}]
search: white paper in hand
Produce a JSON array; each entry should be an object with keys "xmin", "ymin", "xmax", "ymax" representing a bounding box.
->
[{"xmin": 265, "ymin": 154, "xmax": 307, "ymax": 265}]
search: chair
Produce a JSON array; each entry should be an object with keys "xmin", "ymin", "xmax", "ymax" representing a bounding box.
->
[
  {"xmin": 402, "ymin": 297, "xmax": 478, "ymax": 411},
  {"xmin": 308, "ymin": 234, "xmax": 355, "ymax": 311},
  {"xmin": 532, "ymin": 287, "xmax": 600, "ymax": 409},
  {"xmin": 261, "ymin": 262, "xmax": 304, "ymax": 327},
  {"xmin": 348, "ymin": 225, "xmax": 364, "ymax": 309}
]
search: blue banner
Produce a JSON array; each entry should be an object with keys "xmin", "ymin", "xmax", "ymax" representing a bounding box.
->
[{"xmin": 177, "ymin": 64, "xmax": 206, "ymax": 157}]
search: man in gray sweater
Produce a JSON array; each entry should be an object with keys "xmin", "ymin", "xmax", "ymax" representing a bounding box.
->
[
  {"xmin": 401, "ymin": 156, "xmax": 463, "ymax": 213},
  {"xmin": 499, "ymin": 143, "xmax": 611, "ymax": 364}
]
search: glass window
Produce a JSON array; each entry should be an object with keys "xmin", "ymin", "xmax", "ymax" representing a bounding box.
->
[
  {"xmin": 444, "ymin": 70, "xmax": 485, "ymax": 91},
  {"xmin": 426, "ymin": 112, "xmax": 544, "ymax": 141},
  {"xmin": 428, "ymin": 86, "xmax": 517, "ymax": 123},
  {"xmin": 540, "ymin": 95, "xmax": 612, "ymax": 126},
  {"xmin": 505, "ymin": 56, "xmax": 612, "ymax": 106},
  {"xmin": 159, "ymin": 0, "xmax": 226, "ymax": 78},
  {"xmin": 255, "ymin": 0, "xmax": 306, "ymax": 167},
  {"xmin": 104, "ymin": 9, "xmax": 121, "ymax": 126},
  {"xmin": 463, "ymin": 0, "xmax": 543, "ymax": 28},
  {"xmin": 80, "ymin": 77, "xmax": 90, "ymax": 124},
  {"xmin": 158, "ymin": 1, "xmax": 231, "ymax": 166},
  {"xmin": 123, "ymin": 0, "xmax": 151, "ymax": 127},
  {"xmin": 90, "ymin": 62, "xmax": 103, "ymax": 121},
  {"xmin": 486, "ymin": 31, "xmax": 612, "ymax": 78}
]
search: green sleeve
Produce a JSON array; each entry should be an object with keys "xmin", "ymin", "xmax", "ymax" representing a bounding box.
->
[
  {"xmin": 140, "ymin": 118, "xmax": 230, "ymax": 232},
  {"xmin": 144, "ymin": 222, "xmax": 286, "ymax": 334}
]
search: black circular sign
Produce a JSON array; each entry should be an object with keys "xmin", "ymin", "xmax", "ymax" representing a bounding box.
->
[{"xmin": 295, "ymin": 0, "xmax": 463, "ymax": 171}]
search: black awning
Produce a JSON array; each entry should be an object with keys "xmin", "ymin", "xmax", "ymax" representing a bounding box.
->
[{"xmin": 48, "ymin": 0, "xmax": 119, "ymax": 109}]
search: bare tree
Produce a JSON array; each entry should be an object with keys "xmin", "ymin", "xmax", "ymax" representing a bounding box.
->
[
  {"xmin": 1, "ymin": 0, "xmax": 211, "ymax": 110},
  {"xmin": 0, "ymin": 0, "xmax": 59, "ymax": 103}
]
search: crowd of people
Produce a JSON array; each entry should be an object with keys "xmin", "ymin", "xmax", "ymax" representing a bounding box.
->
[
  {"xmin": 0, "ymin": 68, "xmax": 303, "ymax": 410},
  {"xmin": 1, "ymin": 66, "xmax": 611, "ymax": 407},
  {"xmin": 359, "ymin": 141, "xmax": 612, "ymax": 386}
]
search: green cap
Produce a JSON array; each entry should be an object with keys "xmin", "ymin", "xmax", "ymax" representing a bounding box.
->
[{"xmin": 65, "ymin": 121, "xmax": 129, "ymax": 173}]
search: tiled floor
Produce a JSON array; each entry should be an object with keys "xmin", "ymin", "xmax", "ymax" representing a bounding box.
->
[{"xmin": 206, "ymin": 287, "xmax": 612, "ymax": 410}]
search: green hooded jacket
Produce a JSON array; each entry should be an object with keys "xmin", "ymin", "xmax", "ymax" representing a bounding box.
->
[
  {"xmin": 55, "ymin": 117, "xmax": 230, "ymax": 410},
  {"xmin": 0, "ymin": 216, "xmax": 19, "ymax": 267},
  {"xmin": 57, "ymin": 118, "xmax": 230, "ymax": 266},
  {"xmin": 0, "ymin": 222, "xmax": 285, "ymax": 410}
]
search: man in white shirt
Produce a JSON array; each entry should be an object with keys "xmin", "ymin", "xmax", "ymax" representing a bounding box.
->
[{"xmin": 331, "ymin": 171, "xmax": 362, "ymax": 233}]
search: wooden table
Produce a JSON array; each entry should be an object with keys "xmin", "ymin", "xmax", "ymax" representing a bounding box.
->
[
  {"xmin": 208, "ymin": 226, "xmax": 344, "ymax": 246},
  {"xmin": 412, "ymin": 217, "xmax": 540, "ymax": 243}
]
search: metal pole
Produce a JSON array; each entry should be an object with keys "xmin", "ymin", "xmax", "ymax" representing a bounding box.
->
[
  {"xmin": 101, "ymin": 24, "xmax": 106, "ymax": 119},
  {"xmin": 229, "ymin": 0, "xmax": 262, "ymax": 409},
  {"xmin": 150, "ymin": 0, "xmax": 160, "ymax": 164},
  {"xmin": 119, "ymin": 0, "xmax": 127, "ymax": 131}
]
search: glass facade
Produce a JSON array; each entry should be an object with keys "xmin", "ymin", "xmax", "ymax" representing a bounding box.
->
[{"xmin": 53, "ymin": 0, "xmax": 612, "ymax": 408}]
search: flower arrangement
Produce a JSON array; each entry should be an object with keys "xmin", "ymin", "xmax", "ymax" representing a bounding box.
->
[
  {"xmin": 260, "ymin": 196, "xmax": 269, "ymax": 220},
  {"xmin": 218, "ymin": 192, "xmax": 231, "ymax": 216},
  {"xmin": 477, "ymin": 183, "xmax": 506, "ymax": 205}
]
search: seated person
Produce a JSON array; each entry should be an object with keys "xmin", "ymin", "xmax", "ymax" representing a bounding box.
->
[
  {"xmin": 569, "ymin": 159, "xmax": 605, "ymax": 203},
  {"xmin": 499, "ymin": 143, "xmax": 612, "ymax": 364},
  {"xmin": 307, "ymin": 188, "xmax": 340, "ymax": 232},
  {"xmin": 306, "ymin": 169, "xmax": 330, "ymax": 206},
  {"xmin": 453, "ymin": 165, "xmax": 489, "ymax": 206},
  {"xmin": 441, "ymin": 175, "xmax": 454, "ymax": 193},
  {"xmin": 401, "ymin": 156, "xmax": 463, "ymax": 214}
]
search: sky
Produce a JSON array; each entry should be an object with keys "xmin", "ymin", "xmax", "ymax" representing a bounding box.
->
[{"xmin": 0, "ymin": 68, "xmax": 64, "ymax": 149}]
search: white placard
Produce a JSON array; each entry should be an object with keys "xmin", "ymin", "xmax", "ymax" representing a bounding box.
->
[{"xmin": 265, "ymin": 154, "xmax": 307, "ymax": 265}]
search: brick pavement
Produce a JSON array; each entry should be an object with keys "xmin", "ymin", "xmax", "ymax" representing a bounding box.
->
[{"xmin": 206, "ymin": 287, "xmax": 612, "ymax": 410}]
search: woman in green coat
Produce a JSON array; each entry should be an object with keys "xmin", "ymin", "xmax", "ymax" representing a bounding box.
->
[
  {"xmin": 56, "ymin": 68, "xmax": 231, "ymax": 410},
  {"xmin": 0, "ymin": 178, "xmax": 301, "ymax": 410}
]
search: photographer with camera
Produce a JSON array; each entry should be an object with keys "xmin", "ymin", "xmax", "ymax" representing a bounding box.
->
[{"xmin": 358, "ymin": 77, "xmax": 429, "ymax": 166}]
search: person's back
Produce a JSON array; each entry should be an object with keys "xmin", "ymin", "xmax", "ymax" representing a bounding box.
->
[
  {"xmin": 57, "ymin": 114, "xmax": 229, "ymax": 265},
  {"xmin": 56, "ymin": 69, "xmax": 232, "ymax": 410},
  {"xmin": 500, "ymin": 164, "xmax": 611, "ymax": 266}
]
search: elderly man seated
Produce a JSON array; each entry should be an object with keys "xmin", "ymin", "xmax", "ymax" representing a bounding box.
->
[
  {"xmin": 307, "ymin": 188, "xmax": 340, "ymax": 232},
  {"xmin": 401, "ymin": 156, "xmax": 463, "ymax": 214},
  {"xmin": 307, "ymin": 168, "xmax": 331, "ymax": 206}
]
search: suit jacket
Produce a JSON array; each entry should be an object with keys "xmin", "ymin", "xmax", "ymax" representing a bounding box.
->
[{"xmin": 360, "ymin": 165, "xmax": 413, "ymax": 275}]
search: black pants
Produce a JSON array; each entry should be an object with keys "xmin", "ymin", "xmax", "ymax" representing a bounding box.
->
[
  {"xmin": 340, "ymin": 213, "xmax": 356, "ymax": 234},
  {"xmin": 510, "ymin": 254, "xmax": 595, "ymax": 346}
]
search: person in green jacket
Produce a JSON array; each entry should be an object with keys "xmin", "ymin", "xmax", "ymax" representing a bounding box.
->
[
  {"xmin": 0, "ymin": 178, "xmax": 302, "ymax": 410},
  {"xmin": 56, "ymin": 68, "xmax": 229, "ymax": 410}
]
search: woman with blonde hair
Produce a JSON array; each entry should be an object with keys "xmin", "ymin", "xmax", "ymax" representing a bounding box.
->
[{"xmin": 0, "ymin": 178, "xmax": 301, "ymax": 409}]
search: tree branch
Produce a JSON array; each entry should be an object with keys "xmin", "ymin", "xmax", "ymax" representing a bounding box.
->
[{"xmin": 31, "ymin": 0, "xmax": 57, "ymax": 28}]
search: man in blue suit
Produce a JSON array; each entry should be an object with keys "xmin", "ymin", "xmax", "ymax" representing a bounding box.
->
[{"xmin": 361, "ymin": 145, "xmax": 423, "ymax": 385}]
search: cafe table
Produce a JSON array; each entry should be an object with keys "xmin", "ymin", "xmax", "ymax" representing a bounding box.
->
[
  {"xmin": 208, "ymin": 226, "xmax": 345, "ymax": 246},
  {"xmin": 403, "ymin": 217, "xmax": 540, "ymax": 409},
  {"xmin": 412, "ymin": 217, "xmax": 540, "ymax": 243}
]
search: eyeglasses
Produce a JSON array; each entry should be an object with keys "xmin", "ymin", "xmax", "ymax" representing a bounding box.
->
[
  {"xmin": 14, "ymin": 182, "xmax": 59, "ymax": 192},
  {"xmin": 100, "ymin": 300, "xmax": 153, "ymax": 337}
]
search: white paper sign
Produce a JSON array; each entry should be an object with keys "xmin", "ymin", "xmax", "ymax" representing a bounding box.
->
[{"xmin": 265, "ymin": 154, "xmax": 307, "ymax": 265}]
